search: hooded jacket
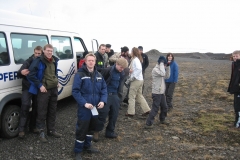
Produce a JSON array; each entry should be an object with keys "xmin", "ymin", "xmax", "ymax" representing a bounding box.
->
[
  {"xmin": 227, "ymin": 60, "xmax": 240, "ymax": 94},
  {"xmin": 152, "ymin": 63, "xmax": 170, "ymax": 94}
]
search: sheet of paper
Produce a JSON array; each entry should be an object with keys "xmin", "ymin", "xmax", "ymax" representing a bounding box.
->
[{"xmin": 91, "ymin": 106, "xmax": 98, "ymax": 116}]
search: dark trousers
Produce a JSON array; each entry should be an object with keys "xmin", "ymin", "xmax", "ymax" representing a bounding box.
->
[
  {"xmin": 234, "ymin": 93, "xmax": 240, "ymax": 126},
  {"xmin": 76, "ymin": 117, "xmax": 97, "ymax": 141},
  {"xmin": 146, "ymin": 94, "xmax": 167, "ymax": 125},
  {"xmin": 95, "ymin": 94, "xmax": 120, "ymax": 135},
  {"xmin": 19, "ymin": 90, "xmax": 37, "ymax": 132},
  {"xmin": 36, "ymin": 87, "xmax": 58, "ymax": 131},
  {"xmin": 165, "ymin": 82, "xmax": 176, "ymax": 109}
]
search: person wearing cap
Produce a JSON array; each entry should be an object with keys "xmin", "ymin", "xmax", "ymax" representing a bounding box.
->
[
  {"xmin": 145, "ymin": 56, "xmax": 170, "ymax": 129},
  {"xmin": 93, "ymin": 57, "xmax": 128, "ymax": 141},
  {"xmin": 105, "ymin": 44, "xmax": 115, "ymax": 66},
  {"xmin": 138, "ymin": 46, "xmax": 149, "ymax": 93},
  {"xmin": 109, "ymin": 46, "xmax": 131, "ymax": 65}
]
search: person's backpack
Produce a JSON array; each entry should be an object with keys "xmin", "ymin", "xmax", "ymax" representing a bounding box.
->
[{"xmin": 78, "ymin": 59, "xmax": 85, "ymax": 68}]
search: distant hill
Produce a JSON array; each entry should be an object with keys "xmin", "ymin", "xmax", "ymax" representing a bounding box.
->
[{"xmin": 145, "ymin": 49, "xmax": 231, "ymax": 60}]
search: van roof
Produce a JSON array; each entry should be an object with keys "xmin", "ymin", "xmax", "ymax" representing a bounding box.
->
[{"xmin": 0, "ymin": 9, "xmax": 79, "ymax": 34}]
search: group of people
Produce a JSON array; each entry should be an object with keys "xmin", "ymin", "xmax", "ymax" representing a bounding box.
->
[
  {"xmin": 72, "ymin": 44, "xmax": 179, "ymax": 160},
  {"xmin": 16, "ymin": 43, "xmax": 179, "ymax": 160}
]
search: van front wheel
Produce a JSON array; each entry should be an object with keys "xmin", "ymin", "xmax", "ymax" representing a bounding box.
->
[{"xmin": 1, "ymin": 105, "xmax": 20, "ymax": 138}]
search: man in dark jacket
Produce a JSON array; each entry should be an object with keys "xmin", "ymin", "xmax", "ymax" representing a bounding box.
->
[
  {"xmin": 72, "ymin": 53, "xmax": 107, "ymax": 160},
  {"xmin": 106, "ymin": 44, "xmax": 115, "ymax": 66},
  {"xmin": 18, "ymin": 46, "xmax": 42, "ymax": 138},
  {"xmin": 138, "ymin": 46, "xmax": 149, "ymax": 93},
  {"xmin": 227, "ymin": 50, "xmax": 240, "ymax": 128},
  {"xmin": 95, "ymin": 44, "xmax": 108, "ymax": 71},
  {"xmin": 93, "ymin": 58, "xmax": 128, "ymax": 142},
  {"xmin": 138, "ymin": 46, "xmax": 149, "ymax": 77},
  {"xmin": 27, "ymin": 44, "xmax": 62, "ymax": 143}
]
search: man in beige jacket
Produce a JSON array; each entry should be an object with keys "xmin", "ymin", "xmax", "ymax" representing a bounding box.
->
[{"xmin": 145, "ymin": 56, "xmax": 170, "ymax": 128}]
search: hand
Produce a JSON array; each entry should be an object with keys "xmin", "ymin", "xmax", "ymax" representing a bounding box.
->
[
  {"xmin": 85, "ymin": 103, "xmax": 93, "ymax": 109},
  {"xmin": 21, "ymin": 69, "xmax": 29, "ymax": 76},
  {"xmin": 129, "ymin": 69, "xmax": 133, "ymax": 74},
  {"xmin": 97, "ymin": 102, "xmax": 104, "ymax": 109},
  {"xmin": 40, "ymin": 85, "xmax": 47, "ymax": 93},
  {"xmin": 57, "ymin": 83, "xmax": 61, "ymax": 88}
]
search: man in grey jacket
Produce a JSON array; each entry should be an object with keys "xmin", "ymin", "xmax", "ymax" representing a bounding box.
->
[{"xmin": 145, "ymin": 56, "xmax": 170, "ymax": 128}]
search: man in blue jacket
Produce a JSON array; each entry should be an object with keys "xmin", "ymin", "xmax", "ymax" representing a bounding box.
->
[
  {"xmin": 72, "ymin": 53, "xmax": 107, "ymax": 160},
  {"xmin": 27, "ymin": 44, "xmax": 62, "ymax": 143},
  {"xmin": 93, "ymin": 57, "xmax": 128, "ymax": 142}
]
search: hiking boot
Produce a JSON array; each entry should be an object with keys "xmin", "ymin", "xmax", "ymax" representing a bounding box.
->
[
  {"xmin": 125, "ymin": 113, "xmax": 134, "ymax": 117},
  {"xmin": 30, "ymin": 128, "xmax": 40, "ymax": 134},
  {"xmin": 47, "ymin": 131, "xmax": 62, "ymax": 138},
  {"xmin": 39, "ymin": 131, "xmax": 48, "ymax": 143},
  {"xmin": 141, "ymin": 111, "xmax": 150, "ymax": 117},
  {"xmin": 75, "ymin": 153, "xmax": 82, "ymax": 160},
  {"xmin": 18, "ymin": 132, "xmax": 25, "ymax": 139},
  {"xmin": 93, "ymin": 132, "xmax": 99, "ymax": 142},
  {"xmin": 160, "ymin": 120, "xmax": 170, "ymax": 125},
  {"xmin": 83, "ymin": 146, "xmax": 100, "ymax": 153},
  {"xmin": 105, "ymin": 132, "xmax": 118, "ymax": 138},
  {"xmin": 167, "ymin": 107, "xmax": 173, "ymax": 112},
  {"xmin": 144, "ymin": 124, "xmax": 153, "ymax": 129}
]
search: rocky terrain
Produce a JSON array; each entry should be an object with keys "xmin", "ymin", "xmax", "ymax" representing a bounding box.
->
[{"xmin": 0, "ymin": 50, "xmax": 239, "ymax": 160}]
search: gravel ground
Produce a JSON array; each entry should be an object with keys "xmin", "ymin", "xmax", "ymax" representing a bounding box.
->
[{"xmin": 0, "ymin": 54, "xmax": 240, "ymax": 160}]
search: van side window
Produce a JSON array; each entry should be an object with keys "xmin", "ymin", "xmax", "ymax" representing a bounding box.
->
[
  {"xmin": 0, "ymin": 32, "xmax": 10, "ymax": 66},
  {"xmin": 51, "ymin": 36, "xmax": 73, "ymax": 60},
  {"xmin": 10, "ymin": 33, "xmax": 48, "ymax": 64}
]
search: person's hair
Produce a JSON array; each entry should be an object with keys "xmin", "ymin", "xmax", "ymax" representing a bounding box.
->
[
  {"xmin": 232, "ymin": 50, "xmax": 240, "ymax": 55},
  {"xmin": 34, "ymin": 46, "xmax": 42, "ymax": 51},
  {"xmin": 99, "ymin": 44, "xmax": 106, "ymax": 49},
  {"xmin": 116, "ymin": 57, "xmax": 128, "ymax": 68},
  {"xmin": 121, "ymin": 46, "xmax": 129, "ymax": 53},
  {"xmin": 106, "ymin": 44, "xmax": 111, "ymax": 48},
  {"xmin": 85, "ymin": 53, "xmax": 96, "ymax": 60},
  {"xmin": 43, "ymin": 44, "xmax": 53, "ymax": 50},
  {"xmin": 131, "ymin": 47, "xmax": 143, "ymax": 63},
  {"xmin": 166, "ymin": 53, "xmax": 174, "ymax": 61}
]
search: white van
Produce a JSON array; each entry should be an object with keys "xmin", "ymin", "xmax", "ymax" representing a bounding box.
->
[{"xmin": 0, "ymin": 10, "xmax": 95, "ymax": 138}]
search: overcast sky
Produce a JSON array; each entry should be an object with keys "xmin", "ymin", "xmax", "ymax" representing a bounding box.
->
[{"xmin": 1, "ymin": 0, "xmax": 240, "ymax": 53}]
